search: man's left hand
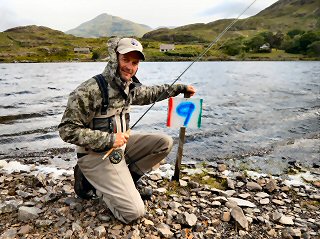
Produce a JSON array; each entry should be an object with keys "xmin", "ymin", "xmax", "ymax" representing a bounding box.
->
[{"xmin": 186, "ymin": 85, "xmax": 196, "ymax": 97}]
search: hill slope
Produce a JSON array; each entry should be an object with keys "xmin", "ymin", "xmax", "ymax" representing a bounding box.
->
[
  {"xmin": 143, "ymin": 0, "xmax": 320, "ymax": 42},
  {"xmin": 66, "ymin": 13, "xmax": 152, "ymax": 38}
]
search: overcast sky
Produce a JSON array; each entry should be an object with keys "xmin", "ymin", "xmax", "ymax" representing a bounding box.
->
[{"xmin": 1, "ymin": 0, "xmax": 279, "ymax": 32}]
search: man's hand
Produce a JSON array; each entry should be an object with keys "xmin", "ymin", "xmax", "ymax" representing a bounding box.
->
[
  {"xmin": 186, "ymin": 85, "xmax": 196, "ymax": 97},
  {"xmin": 113, "ymin": 132, "xmax": 129, "ymax": 148}
]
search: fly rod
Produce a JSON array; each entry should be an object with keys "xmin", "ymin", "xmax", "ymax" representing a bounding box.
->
[{"xmin": 103, "ymin": 0, "xmax": 259, "ymax": 160}]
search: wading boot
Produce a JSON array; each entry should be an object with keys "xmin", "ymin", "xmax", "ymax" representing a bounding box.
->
[{"xmin": 74, "ymin": 164, "xmax": 97, "ymax": 199}]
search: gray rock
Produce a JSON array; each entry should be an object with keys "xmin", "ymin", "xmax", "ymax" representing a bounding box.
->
[
  {"xmin": 94, "ymin": 226, "xmax": 106, "ymax": 238},
  {"xmin": 279, "ymin": 215, "xmax": 294, "ymax": 225},
  {"xmin": 0, "ymin": 200, "xmax": 22, "ymax": 214},
  {"xmin": 72, "ymin": 222, "xmax": 82, "ymax": 232},
  {"xmin": 0, "ymin": 228, "xmax": 17, "ymax": 239},
  {"xmin": 230, "ymin": 206, "xmax": 249, "ymax": 231},
  {"xmin": 176, "ymin": 212, "xmax": 197, "ymax": 226},
  {"xmin": 246, "ymin": 181, "xmax": 262, "ymax": 191},
  {"xmin": 259, "ymin": 198, "xmax": 270, "ymax": 205},
  {"xmin": 156, "ymin": 223, "xmax": 174, "ymax": 238},
  {"xmin": 227, "ymin": 178, "xmax": 235, "ymax": 189},
  {"xmin": 231, "ymin": 207, "xmax": 249, "ymax": 230},
  {"xmin": 272, "ymin": 211, "xmax": 283, "ymax": 222},
  {"xmin": 18, "ymin": 206, "xmax": 41, "ymax": 221},
  {"xmin": 228, "ymin": 197, "xmax": 257, "ymax": 208}
]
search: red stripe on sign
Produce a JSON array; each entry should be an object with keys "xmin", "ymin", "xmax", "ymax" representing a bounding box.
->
[{"xmin": 167, "ymin": 97, "xmax": 173, "ymax": 127}]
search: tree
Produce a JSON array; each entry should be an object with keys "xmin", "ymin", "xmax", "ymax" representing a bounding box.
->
[
  {"xmin": 221, "ymin": 38, "xmax": 244, "ymax": 56},
  {"xmin": 92, "ymin": 51, "xmax": 100, "ymax": 61},
  {"xmin": 299, "ymin": 31, "xmax": 320, "ymax": 52},
  {"xmin": 287, "ymin": 29, "xmax": 305, "ymax": 38},
  {"xmin": 307, "ymin": 41, "xmax": 320, "ymax": 57},
  {"xmin": 245, "ymin": 35, "xmax": 265, "ymax": 52}
]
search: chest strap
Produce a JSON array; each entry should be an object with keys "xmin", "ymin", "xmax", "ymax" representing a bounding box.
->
[{"xmin": 93, "ymin": 74, "xmax": 109, "ymax": 115}]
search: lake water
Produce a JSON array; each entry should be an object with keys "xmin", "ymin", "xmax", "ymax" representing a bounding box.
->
[{"xmin": 0, "ymin": 61, "xmax": 319, "ymax": 175}]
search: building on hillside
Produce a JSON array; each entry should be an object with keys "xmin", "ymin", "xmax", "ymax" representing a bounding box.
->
[
  {"xmin": 160, "ymin": 44, "xmax": 175, "ymax": 52},
  {"xmin": 259, "ymin": 43, "xmax": 271, "ymax": 53},
  {"xmin": 74, "ymin": 47, "xmax": 91, "ymax": 54}
]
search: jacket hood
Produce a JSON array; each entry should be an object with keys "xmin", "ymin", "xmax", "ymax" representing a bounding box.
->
[{"xmin": 102, "ymin": 37, "xmax": 121, "ymax": 82}]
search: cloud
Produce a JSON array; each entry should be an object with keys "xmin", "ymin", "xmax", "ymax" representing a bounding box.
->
[
  {"xmin": 0, "ymin": 2, "xmax": 33, "ymax": 31},
  {"xmin": 197, "ymin": 0, "xmax": 278, "ymax": 20}
]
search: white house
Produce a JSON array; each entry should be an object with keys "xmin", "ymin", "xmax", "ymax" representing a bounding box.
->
[
  {"xmin": 74, "ymin": 47, "xmax": 91, "ymax": 54},
  {"xmin": 160, "ymin": 44, "xmax": 175, "ymax": 52}
]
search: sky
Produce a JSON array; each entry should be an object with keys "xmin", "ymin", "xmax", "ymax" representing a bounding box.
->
[{"xmin": 0, "ymin": 0, "xmax": 279, "ymax": 32}]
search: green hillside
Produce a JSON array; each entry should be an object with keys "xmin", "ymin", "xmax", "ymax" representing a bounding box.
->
[
  {"xmin": 0, "ymin": 25, "xmax": 109, "ymax": 63},
  {"xmin": 142, "ymin": 0, "xmax": 320, "ymax": 42},
  {"xmin": 0, "ymin": 0, "xmax": 319, "ymax": 63},
  {"xmin": 66, "ymin": 13, "xmax": 152, "ymax": 38}
]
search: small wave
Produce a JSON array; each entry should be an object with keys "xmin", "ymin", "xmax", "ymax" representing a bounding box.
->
[
  {"xmin": 5, "ymin": 91, "xmax": 34, "ymax": 96},
  {"xmin": 47, "ymin": 87, "xmax": 60, "ymax": 91},
  {"xmin": 34, "ymin": 134, "xmax": 57, "ymax": 140},
  {"xmin": 0, "ymin": 112, "xmax": 55, "ymax": 124}
]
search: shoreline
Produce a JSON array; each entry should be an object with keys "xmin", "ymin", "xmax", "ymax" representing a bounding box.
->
[
  {"xmin": 1, "ymin": 57, "xmax": 319, "ymax": 64},
  {"xmin": 1, "ymin": 157, "xmax": 319, "ymax": 238}
]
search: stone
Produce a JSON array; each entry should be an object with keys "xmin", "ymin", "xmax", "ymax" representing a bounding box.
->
[
  {"xmin": 260, "ymin": 198, "xmax": 270, "ymax": 205},
  {"xmin": 0, "ymin": 228, "xmax": 17, "ymax": 239},
  {"xmin": 72, "ymin": 222, "xmax": 82, "ymax": 232},
  {"xmin": 0, "ymin": 200, "xmax": 22, "ymax": 214},
  {"xmin": 176, "ymin": 212, "xmax": 198, "ymax": 227},
  {"xmin": 279, "ymin": 215, "xmax": 294, "ymax": 225},
  {"xmin": 179, "ymin": 179, "xmax": 188, "ymax": 187},
  {"xmin": 94, "ymin": 226, "xmax": 106, "ymax": 238},
  {"xmin": 255, "ymin": 192, "xmax": 269, "ymax": 198},
  {"xmin": 149, "ymin": 173, "xmax": 162, "ymax": 181},
  {"xmin": 18, "ymin": 206, "xmax": 41, "ymax": 221},
  {"xmin": 18, "ymin": 225, "xmax": 32, "ymax": 235},
  {"xmin": 228, "ymin": 197, "xmax": 257, "ymax": 208},
  {"xmin": 230, "ymin": 206, "xmax": 249, "ymax": 230},
  {"xmin": 217, "ymin": 164, "xmax": 227, "ymax": 172},
  {"xmin": 272, "ymin": 211, "xmax": 283, "ymax": 222},
  {"xmin": 227, "ymin": 178, "xmax": 235, "ymax": 189},
  {"xmin": 156, "ymin": 223, "xmax": 174, "ymax": 238},
  {"xmin": 221, "ymin": 211, "xmax": 231, "ymax": 222},
  {"xmin": 246, "ymin": 181, "xmax": 262, "ymax": 191},
  {"xmin": 238, "ymin": 193, "xmax": 251, "ymax": 199},
  {"xmin": 265, "ymin": 178, "xmax": 278, "ymax": 192},
  {"xmin": 272, "ymin": 199, "xmax": 285, "ymax": 205}
]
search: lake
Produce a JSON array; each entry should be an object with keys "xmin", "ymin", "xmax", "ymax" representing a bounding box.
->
[{"xmin": 0, "ymin": 61, "xmax": 319, "ymax": 175}]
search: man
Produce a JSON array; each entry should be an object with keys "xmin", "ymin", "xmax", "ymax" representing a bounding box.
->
[{"xmin": 58, "ymin": 37, "xmax": 196, "ymax": 224}]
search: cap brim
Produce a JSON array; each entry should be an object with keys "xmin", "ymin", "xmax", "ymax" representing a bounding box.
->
[{"xmin": 118, "ymin": 49, "xmax": 145, "ymax": 60}]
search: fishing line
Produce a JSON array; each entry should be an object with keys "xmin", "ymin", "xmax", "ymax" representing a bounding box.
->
[
  {"xmin": 130, "ymin": 0, "xmax": 258, "ymax": 130},
  {"xmin": 110, "ymin": 0, "xmax": 259, "ymax": 161}
]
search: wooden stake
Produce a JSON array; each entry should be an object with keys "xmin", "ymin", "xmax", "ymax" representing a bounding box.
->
[{"xmin": 172, "ymin": 92, "xmax": 190, "ymax": 181}]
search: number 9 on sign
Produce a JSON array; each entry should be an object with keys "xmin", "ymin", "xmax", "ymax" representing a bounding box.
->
[{"xmin": 167, "ymin": 97, "xmax": 203, "ymax": 128}]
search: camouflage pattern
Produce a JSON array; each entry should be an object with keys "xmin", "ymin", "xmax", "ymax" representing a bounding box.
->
[{"xmin": 58, "ymin": 37, "xmax": 188, "ymax": 152}]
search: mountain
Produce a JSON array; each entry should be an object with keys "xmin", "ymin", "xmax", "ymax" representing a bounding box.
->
[
  {"xmin": 66, "ymin": 13, "xmax": 152, "ymax": 38},
  {"xmin": 142, "ymin": 0, "xmax": 320, "ymax": 42}
]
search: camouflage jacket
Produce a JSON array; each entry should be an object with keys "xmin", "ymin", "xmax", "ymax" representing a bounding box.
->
[{"xmin": 58, "ymin": 37, "xmax": 188, "ymax": 152}]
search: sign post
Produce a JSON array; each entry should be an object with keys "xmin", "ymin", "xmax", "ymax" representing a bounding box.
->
[
  {"xmin": 172, "ymin": 93, "xmax": 189, "ymax": 181},
  {"xmin": 167, "ymin": 94, "xmax": 203, "ymax": 181}
]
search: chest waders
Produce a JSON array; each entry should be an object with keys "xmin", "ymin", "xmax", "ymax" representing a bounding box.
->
[{"xmin": 74, "ymin": 74, "xmax": 137, "ymax": 199}]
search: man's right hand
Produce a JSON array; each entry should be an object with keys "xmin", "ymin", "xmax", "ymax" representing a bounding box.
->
[{"xmin": 112, "ymin": 132, "xmax": 129, "ymax": 148}]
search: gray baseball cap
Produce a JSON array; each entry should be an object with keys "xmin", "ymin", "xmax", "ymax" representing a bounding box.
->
[{"xmin": 117, "ymin": 38, "xmax": 145, "ymax": 60}]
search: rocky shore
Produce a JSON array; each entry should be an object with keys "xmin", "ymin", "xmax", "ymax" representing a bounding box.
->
[{"xmin": 0, "ymin": 158, "xmax": 319, "ymax": 239}]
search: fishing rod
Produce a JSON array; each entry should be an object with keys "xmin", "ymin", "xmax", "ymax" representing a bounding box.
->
[
  {"xmin": 103, "ymin": 0, "xmax": 259, "ymax": 160},
  {"xmin": 131, "ymin": 0, "xmax": 258, "ymax": 129}
]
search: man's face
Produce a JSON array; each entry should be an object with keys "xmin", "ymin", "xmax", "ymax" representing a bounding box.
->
[{"xmin": 117, "ymin": 51, "xmax": 141, "ymax": 82}]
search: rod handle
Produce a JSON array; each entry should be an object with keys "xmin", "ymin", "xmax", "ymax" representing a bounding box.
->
[{"xmin": 102, "ymin": 129, "xmax": 131, "ymax": 160}]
